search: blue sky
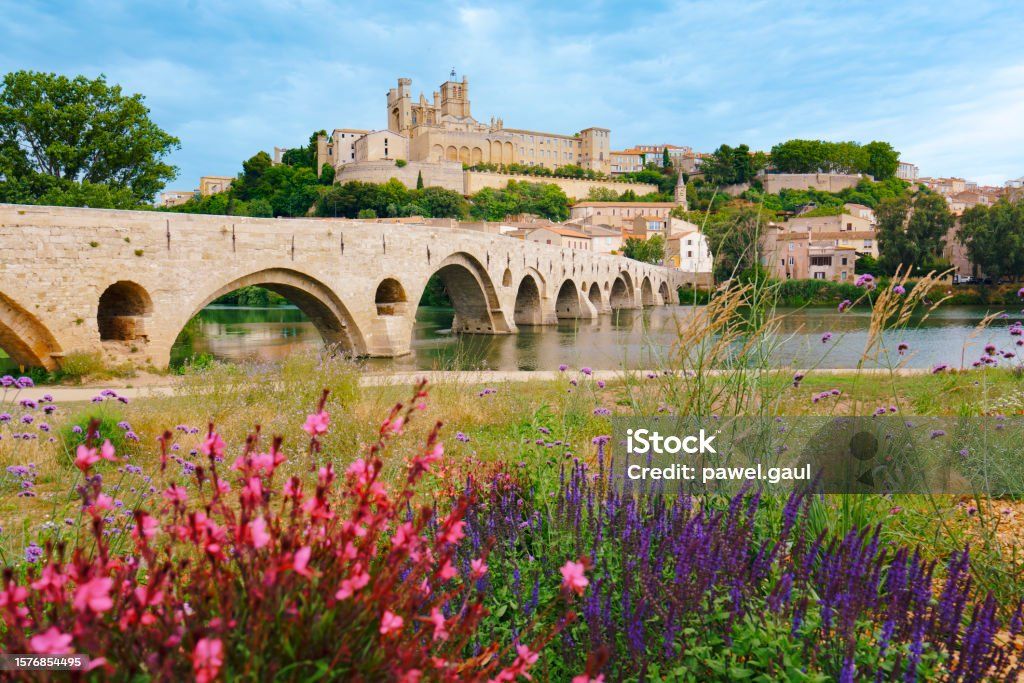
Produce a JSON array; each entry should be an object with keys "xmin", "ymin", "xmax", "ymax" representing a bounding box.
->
[{"xmin": 2, "ymin": 0, "xmax": 1022, "ymax": 189}]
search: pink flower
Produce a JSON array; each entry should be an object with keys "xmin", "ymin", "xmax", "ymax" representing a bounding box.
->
[
  {"xmin": 428, "ymin": 607, "xmax": 449, "ymax": 641},
  {"xmin": 200, "ymin": 431, "xmax": 225, "ymax": 458},
  {"xmin": 163, "ymin": 484, "xmax": 187, "ymax": 505},
  {"xmin": 73, "ymin": 576, "xmax": 114, "ymax": 613},
  {"xmin": 560, "ymin": 560, "xmax": 589, "ymax": 596},
  {"xmin": 380, "ymin": 609, "xmax": 404, "ymax": 635},
  {"xmin": 250, "ymin": 517, "xmax": 271, "ymax": 549},
  {"xmin": 303, "ymin": 410, "xmax": 330, "ymax": 436},
  {"xmin": 133, "ymin": 513, "xmax": 159, "ymax": 541},
  {"xmin": 440, "ymin": 519, "xmax": 465, "ymax": 545},
  {"xmin": 392, "ymin": 522, "xmax": 418, "ymax": 551},
  {"xmin": 438, "ymin": 559, "xmax": 456, "ymax": 581},
  {"xmin": 99, "ymin": 439, "xmax": 117, "ymax": 461},
  {"xmin": 30, "ymin": 627, "xmax": 73, "ymax": 655},
  {"xmin": 335, "ymin": 566, "xmax": 370, "ymax": 600},
  {"xmin": 388, "ymin": 416, "xmax": 405, "ymax": 434},
  {"xmin": 74, "ymin": 445, "xmax": 100, "ymax": 472},
  {"xmin": 193, "ymin": 637, "xmax": 224, "ymax": 683},
  {"xmin": 470, "ymin": 558, "xmax": 489, "ymax": 579},
  {"xmin": 572, "ymin": 675, "xmax": 605, "ymax": 683},
  {"xmin": 293, "ymin": 546, "xmax": 313, "ymax": 577}
]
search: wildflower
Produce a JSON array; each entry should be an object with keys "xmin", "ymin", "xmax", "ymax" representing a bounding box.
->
[
  {"xmin": 75, "ymin": 445, "xmax": 100, "ymax": 472},
  {"xmin": 16, "ymin": 377, "xmax": 34, "ymax": 388},
  {"xmin": 471, "ymin": 557, "xmax": 489, "ymax": 579},
  {"xmin": 931, "ymin": 364, "xmax": 949, "ymax": 374},
  {"xmin": 855, "ymin": 273, "xmax": 876, "ymax": 289},
  {"xmin": 380, "ymin": 609, "xmax": 404, "ymax": 635},
  {"xmin": 133, "ymin": 513, "xmax": 158, "ymax": 541},
  {"xmin": 193, "ymin": 638, "xmax": 224, "ymax": 683},
  {"xmin": 596, "ymin": 380, "xmax": 605, "ymax": 389},
  {"xmin": 438, "ymin": 559, "xmax": 457, "ymax": 581},
  {"xmin": 821, "ymin": 332, "xmax": 832, "ymax": 343},
  {"xmin": 892, "ymin": 284, "xmax": 906, "ymax": 295},
  {"xmin": 335, "ymin": 567, "xmax": 370, "ymax": 600},
  {"xmin": 593, "ymin": 407, "xmax": 611, "ymax": 416},
  {"xmin": 1018, "ymin": 287, "xmax": 1024, "ymax": 298},
  {"xmin": 73, "ymin": 576, "xmax": 114, "ymax": 614},
  {"xmin": 792, "ymin": 372, "xmax": 804, "ymax": 388},
  {"xmin": 24, "ymin": 542, "xmax": 43, "ymax": 563},
  {"xmin": 898, "ymin": 342, "xmax": 909, "ymax": 355},
  {"xmin": 162, "ymin": 484, "xmax": 187, "ymax": 505},
  {"xmin": 581, "ymin": 367, "xmax": 592, "ymax": 376},
  {"xmin": 560, "ymin": 560, "xmax": 589, "ymax": 596},
  {"xmin": 201, "ymin": 431, "xmax": 226, "ymax": 458},
  {"xmin": 455, "ymin": 431, "xmax": 470, "ymax": 443},
  {"xmin": 428, "ymin": 607, "xmax": 450, "ymax": 641},
  {"xmin": 573, "ymin": 675, "xmax": 606, "ymax": 683},
  {"xmin": 100, "ymin": 439, "xmax": 117, "ymax": 462},
  {"xmin": 292, "ymin": 547, "xmax": 313, "ymax": 577},
  {"xmin": 29, "ymin": 627, "xmax": 74, "ymax": 655},
  {"xmin": 931, "ymin": 430, "xmax": 946, "ymax": 439},
  {"xmin": 558, "ymin": 364, "xmax": 568, "ymax": 371},
  {"xmin": 250, "ymin": 516, "xmax": 271, "ymax": 548}
]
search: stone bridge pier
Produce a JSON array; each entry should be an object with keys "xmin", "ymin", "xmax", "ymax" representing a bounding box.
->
[{"xmin": 0, "ymin": 205, "xmax": 685, "ymax": 371}]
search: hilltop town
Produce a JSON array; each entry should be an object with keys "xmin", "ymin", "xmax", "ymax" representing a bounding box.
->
[{"xmin": 149, "ymin": 72, "xmax": 1022, "ymax": 289}]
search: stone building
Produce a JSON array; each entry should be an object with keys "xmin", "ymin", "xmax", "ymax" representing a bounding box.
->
[{"xmin": 316, "ymin": 73, "xmax": 611, "ymax": 175}]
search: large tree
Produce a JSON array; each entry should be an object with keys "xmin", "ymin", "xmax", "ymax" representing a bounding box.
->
[
  {"xmin": 876, "ymin": 191, "xmax": 953, "ymax": 274},
  {"xmin": 958, "ymin": 198, "xmax": 1024, "ymax": 281},
  {"xmin": 0, "ymin": 71, "xmax": 179, "ymax": 203},
  {"xmin": 622, "ymin": 235, "xmax": 665, "ymax": 264},
  {"xmin": 700, "ymin": 144, "xmax": 767, "ymax": 187},
  {"xmin": 768, "ymin": 138, "xmax": 900, "ymax": 179}
]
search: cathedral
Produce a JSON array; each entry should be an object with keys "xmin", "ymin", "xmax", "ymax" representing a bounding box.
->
[{"xmin": 315, "ymin": 73, "xmax": 611, "ymax": 176}]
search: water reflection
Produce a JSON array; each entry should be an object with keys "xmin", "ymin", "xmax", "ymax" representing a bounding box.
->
[{"xmin": 161, "ymin": 303, "xmax": 1024, "ymax": 371}]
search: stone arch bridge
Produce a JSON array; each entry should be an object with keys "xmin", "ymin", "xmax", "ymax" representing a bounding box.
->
[{"xmin": 0, "ymin": 204, "xmax": 684, "ymax": 371}]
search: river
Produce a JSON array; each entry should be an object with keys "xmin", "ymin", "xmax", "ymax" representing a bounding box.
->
[{"xmin": 161, "ymin": 304, "xmax": 1024, "ymax": 372}]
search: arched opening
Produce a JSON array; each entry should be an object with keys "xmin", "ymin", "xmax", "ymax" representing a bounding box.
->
[
  {"xmin": 659, "ymin": 281, "xmax": 672, "ymax": 305},
  {"xmin": 610, "ymin": 277, "xmax": 632, "ymax": 309},
  {"xmin": 604, "ymin": 282, "xmax": 610, "ymax": 292},
  {"xmin": 97, "ymin": 281, "xmax": 153, "ymax": 342},
  {"xmin": 375, "ymin": 278, "xmax": 408, "ymax": 316},
  {"xmin": 555, "ymin": 280, "xmax": 582, "ymax": 319},
  {"xmin": 588, "ymin": 282, "xmax": 603, "ymax": 310},
  {"xmin": 0, "ymin": 291, "xmax": 62, "ymax": 371},
  {"xmin": 514, "ymin": 275, "xmax": 543, "ymax": 326},
  {"xmin": 169, "ymin": 269, "xmax": 364, "ymax": 368},
  {"xmin": 422, "ymin": 253, "xmax": 508, "ymax": 335},
  {"xmin": 502, "ymin": 268, "xmax": 513, "ymax": 287},
  {"xmin": 641, "ymin": 277, "xmax": 657, "ymax": 307}
]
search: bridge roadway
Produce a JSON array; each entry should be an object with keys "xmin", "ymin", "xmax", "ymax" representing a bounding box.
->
[{"xmin": 0, "ymin": 204, "xmax": 684, "ymax": 370}]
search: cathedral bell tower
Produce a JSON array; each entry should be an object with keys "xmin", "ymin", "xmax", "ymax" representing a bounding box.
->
[{"xmin": 439, "ymin": 70, "xmax": 471, "ymax": 119}]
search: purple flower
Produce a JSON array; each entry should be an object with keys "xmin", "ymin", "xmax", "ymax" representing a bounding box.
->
[
  {"xmin": 931, "ymin": 430, "xmax": 946, "ymax": 439},
  {"xmin": 597, "ymin": 380, "xmax": 606, "ymax": 389},
  {"xmin": 898, "ymin": 342, "xmax": 909, "ymax": 355},
  {"xmin": 792, "ymin": 372, "xmax": 804, "ymax": 388},
  {"xmin": 892, "ymin": 284, "xmax": 906, "ymax": 295},
  {"xmin": 15, "ymin": 377, "xmax": 34, "ymax": 388},
  {"xmin": 581, "ymin": 367, "xmax": 592, "ymax": 376},
  {"xmin": 838, "ymin": 299, "xmax": 852, "ymax": 313},
  {"xmin": 932, "ymin": 364, "xmax": 949, "ymax": 374},
  {"xmin": 593, "ymin": 407, "xmax": 612, "ymax": 416},
  {"xmin": 1017, "ymin": 287, "xmax": 1024, "ymax": 298},
  {"xmin": 0, "ymin": 375, "xmax": 13, "ymax": 387},
  {"xmin": 855, "ymin": 273, "xmax": 876, "ymax": 289},
  {"xmin": 558, "ymin": 364, "xmax": 568, "ymax": 372},
  {"xmin": 24, "ymin": 542, "xmax": 43, "ymax": 563},
  {"xmin": 72, "ymin": 425, "xmax": 83, "ymax": 434},
  {"xmin": 821, "ymin": 332, "xmax": 833, "ymax": 344},
  {"xmin": 455, "ymin": 431, "xmax": 470, "ymax": 443}
]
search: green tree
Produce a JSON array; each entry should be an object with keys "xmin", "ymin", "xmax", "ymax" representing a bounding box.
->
[
  {"xmin": 587, "ymin": 187, "xmax": 620, "ymax": 201},
  {"xmin": 700, "ymin": 144, "xmax": 765, "ymax": 186},
  {"xmin": 319, "ymin": 163, "xmax": 335, "ymax": 185},
  {"xmin": 662, "ymin": 147, "xmax": 671, "ymax": 168},
  {"xmin": 418, "ymin": 186, "xmax": 467, "ymax": 218},
  {"xmin": 0, "ymin": 70, "xmax": 179, "ymax": 203},
  {"xmin": 357, "ymin": 208, "xmax": 377, "ymax": 219},
  {"xmin": 862, "ymin": 141, "xmax": 899, "ymax": 180},
  {"xmin": 694, "ymin": 204, "xmax": 769, "ymax": 280},
  {"xmin": 416, "ymin": 170, "xmax": 424, "ymax": 190},
  {"xmin": 622, "ymin": 235, "xmax": 665, "ymax": 264},
  {"xmin": 958, "ymin": 198, "xmax": 1024, "ymax": 281},
  {"xmin": 876, "ymin": 191, "xmax": 953, "ymax": 274}
]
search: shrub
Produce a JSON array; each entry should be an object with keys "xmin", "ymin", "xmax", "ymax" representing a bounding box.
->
[
  {"xmin": 395, "ymin": 159, "xmax": 407, "ymax": 168},
  {"xmin": 57, "ymin": 351, "xmax": 105, "ymax": 383},
  {"xmin": 2, "ymin": 384, "xmax": 585, "ymax": 681}
]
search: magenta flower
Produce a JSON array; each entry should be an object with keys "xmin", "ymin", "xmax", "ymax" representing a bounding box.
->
[
  {"xmin": 560, "ymin": 560, "xmax": 589, "ymax": 596},
  {"xmin": 193, "ymin": 638, "xmax": 224, "ymax": 683},
  {"xmin": 931, "ymin": 364, "xmax": 949, "ymax": 374},
  {"xmin": 558, "ymin": 364, "xmax": 568, "ymax": 372},
  {"xmin": 29, "ymin": 627, "xmax": 74, "ymax": 655},
  {"xmin": 821, "ymin": 332, "xmax": 833, "ymax": 344},
  {"xmin": 581, "ymin": 367, "xmax": 592, "ymax": 376},
  {"xmin": 302, "ymin": 411, "xmax": 330, "ymax": 436},
  {"xmin": 892, "ymin": 284, "xmax": 906, "ymax": 295},
  {"xmin": 838, "ymin": 299, "xmax": 852, "ymax": 313}
]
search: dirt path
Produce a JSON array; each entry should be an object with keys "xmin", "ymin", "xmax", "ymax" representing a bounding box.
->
[{"xmin": 4, "ymin": 367, "xmax": 934, "ymax": 404}]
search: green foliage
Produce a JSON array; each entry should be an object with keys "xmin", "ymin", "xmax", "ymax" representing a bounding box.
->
[
  {"xmin": 699, "ymin": 144, "xmax": 768, "ymax": 186},
  {"xmin": 741, "ymin": 177, "xmax": 910, "ymax": 216},
  {"xmin": 418, "ymin": 274, "xmax": 452, "ymax": 307},
  {"xmin": 279, "ymin": 130, "xmax": 324, "ymax": 171},
  {"xmin": 58, "ymin": 405, "xmax": 132, "ymax": 464},
  {"xmin": 0, "ymin": 70, "xmax": 179, "ymax": 204},
  {"xmin": 319, "ymin": 164, "xmax": 335, "ymax": 185},
  {"xmin": 315, "ymin": 180, "xmax": 468, "ymax": 219},
  {"xmin": 877, "ymin": 190, "xmax": 953, "ymax": 274},
  {"xmin": 958, "ymin": 198, "xmax": 1024, "ymax": 281},
  {"xmin": 586, "ymin": 187, "xmax": 620, "ymax": 201},
  {"xmin": 773, "ymin": 278, "xmax": 867, "ymax": 306},
  {"xmin": 56, "ymin": 351, "xmax": 106, "ymax": 383},
  {"xmin": 416, "ymin": 170, "xmax": 424, "ymax": 190},
  {"xmin": 395, "ymin": 159, "xmax": 407, "ymax": 168},
  {"xmin": 687, "ymin": 203, "xmax": 771, "ymax": 280},
  {"xmin": 468, "ymin": 180, "xmax": 569, "ymax": 222},
  {"xmin": 211, "ymin": 285, "xmax": 289, "ymax": 306},
  {"xmin": 621, "ymin": 235, "xmax": 665, "ymax": 264},
  {"xmin": 769, "ymin": 139, "xmax": 900, "ymax": 179},
  {"xmin": 357, "ymin": 208, "xmax": 377, "ymax": 219},
  {"xmin": 662, "ymin": 147, "xmax": 671, "ymax": 168},
  {"xmin": 619, "ymin": 167, "xmax": 676, "ymax": 197}
]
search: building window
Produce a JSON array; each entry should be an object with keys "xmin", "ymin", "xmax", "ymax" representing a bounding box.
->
[
  {"xmin": 814, "ymin": 272, "xmax": 825, "ymax": 280},
  {"xmin": 788, "ymin": 257, "xmax": 794, "ymax": 265},
  {"xmin": 810, "ymin": 256, "xmax": 833, "ymax": 266},
  {"xmin": 841, "ymin": 271, "xmax": 848, "ymax": 280},
  {"xmin": 841, "ymin": 257, "xmax": 848, "ymax": 265},
  {"xmin": 864, "ymin": 240, "xmax": 873, "ymax": 248},
  {"xmin": 546, "ymin": 239, "xmax": 551, "ymax": 245},
  {"xmin": 687, "ymin": 251, "xmax": 693, "ymax": 257},
  {"xmin": 789, "ymin": 243, "xmax": 794, "ymax": 251}
]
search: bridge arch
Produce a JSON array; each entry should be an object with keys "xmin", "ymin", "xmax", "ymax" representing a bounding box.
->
[
  {"xmin": 659, "ymin": 281, "xmax": 671, "ymax": 305},
  {"xmin": 587, "ymin": 282, "xmax": 603, "ymax": 310},
  {"xmin": 555, "ymin": 279, "xmax": 583, "ymax": 319},
  {"xmin": 426, "ymin": 252, "xmax": 509, "ymax": 334},
  {"xmin": 98, "ymin": 280, "xmax": 153, "ymax": 342},
  {"xmin": 513, "ymin": 273, "xmax": 543, "ymax": 326},
  {"xmin": 174, "ymin": 267, "xmax": 366, "ymax": 356},
  {"xmin": 0, "ymin": 291, "xmax": 62, "ymax": 371},
  {"xmin": 640, "ymin": 277, "xmax": 657, "ymax": 307},
  {"xmin": 610, "ymin": 275, "xmax": 634, "ymax": 309},
  {"xmin": 375, "ymin": 277, "xmax": 408, "ymax": 316}
]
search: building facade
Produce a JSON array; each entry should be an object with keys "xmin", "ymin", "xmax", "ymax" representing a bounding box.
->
[
  {"xmin": 897, "ymin": 161, "xmax": 919, "ymax": 181},
  {"xmin": 316, "ymin": 74, "xmax": 612, "ymax": 175},
  {"xmin": 569, "ymin": 201, "xmax": 679, "ymax": 231}
]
